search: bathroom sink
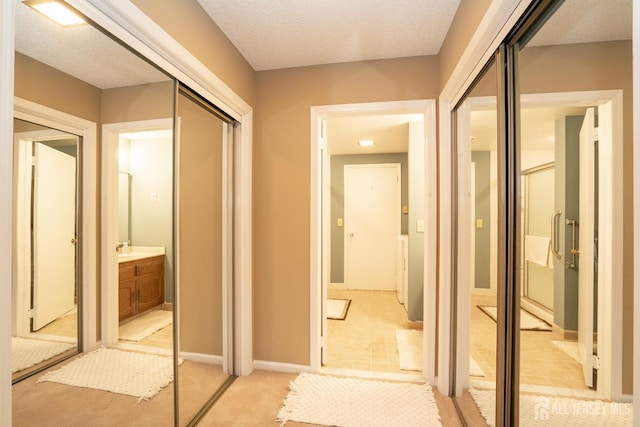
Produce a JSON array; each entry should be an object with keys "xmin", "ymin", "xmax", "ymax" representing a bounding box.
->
[
  {"xmin": 117, "ymin": 246, "xmax": 165, "ymax": 263},
  {"xmin": 117, "ymin": 253, "xmax": 141, "ymax": 262}
]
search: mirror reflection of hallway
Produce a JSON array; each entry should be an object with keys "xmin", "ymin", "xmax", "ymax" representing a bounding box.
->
[{"xmin": 12, "ymin": 118, "xmax": 80, "ymax": 383}]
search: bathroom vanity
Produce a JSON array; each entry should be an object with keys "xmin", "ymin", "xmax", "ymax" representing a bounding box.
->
[{"xmin": 118, "ymin": 248, "xmax": 165, "ymax": 322}]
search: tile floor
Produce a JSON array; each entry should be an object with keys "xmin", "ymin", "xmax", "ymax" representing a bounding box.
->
[
  {"xmin": 324, "ymin": 288, "xmax": 417, "ymax": 374},
  {"xmin": 33, "ymin": 307, "xmax": 78, "ymax": 338},
  {"xmin": 470, "ymin": 294, "xmax": 590, "ymax": 391},
  {"xmin": 118, "ymin": 309, "xmax": 173, "ymax": 350}
]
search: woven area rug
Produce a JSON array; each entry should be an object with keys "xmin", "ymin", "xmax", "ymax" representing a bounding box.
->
[
  {"xmin": 119, "ymin": 310, "xmax": 172, "ymax": 342},
  {"xmin": 395, "ymin": 329, "xmax": 422, "ymax": 371},
  {"xmin": 11, "ymin": 337, "xmax": 75, "ymax": 373},
  {"xmin": 327, "ymin": 298, "xmax": 351, "ymax": 320},
  {"xmin": 470, "ymin": 388, "xmax": 632, "ymax": 426},
  {"xmin": 37, "ymin": 347, "xmax": 176, "ymax": 401},
  {"xmin": 478, "ymin": 306, "xmax": 552, "ymax": 331},
  {"xmin": 276, "ymin": 373, "xmax": 441, "ymax": 426}
]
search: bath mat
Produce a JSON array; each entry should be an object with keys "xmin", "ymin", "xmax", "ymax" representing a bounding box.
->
[
  {"xmin": 477, "ymin": 306, "xmax": 552, "ymax": 331},
  {"xmin": 11, "ymin": 337, "xmax": 75, "ymax": 373},
  {"xmin": 119, "ymin": 310, "xmax": 172, "ymax": 342},
  {"xmin": 396, "ymin": 329, "xmax": 422, "ymax": 371},
  {"xmin": 276, "ymin": 372, "xmax": 441, "ymax": 426},
  {"xmin": 552, "ymin": 340, "xmax": 581, "ymax": 364},
  {"xmin": 327, "ymin": 298, "xmax": 351, "ymax": 320},
  {"xmin": 37, "ymin": 347, "xmax": 177, "ymax": 401},
  {"xmin": 469, "ymin": 388, "xmax": 632, "ymax": 426},
  {"xmin": 469, "ymin": 356, "xmax": 486, "ymax": 377}
]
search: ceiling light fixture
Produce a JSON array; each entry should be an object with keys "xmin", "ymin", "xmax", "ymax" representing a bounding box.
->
[
  {"xmin": 24, "ymin": 0, "xmax": 86, "ymax": 27},
  {"xmin": 358, "ymin": 139, "xmax": 374, "ymax": 147}
]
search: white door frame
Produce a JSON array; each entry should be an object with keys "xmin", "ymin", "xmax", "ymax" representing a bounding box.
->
[
  {"xmin": 455, "ymin": 90, "xmax": 624, "ymax": 400},
  {"xmin": 13, "ymin": 97, "xmax": 98, "ymax": 352},
  {"xmin": 344, "ymin": 163, "xmax": 401, "ymax": 291},
  {"xmin": 101, "ymin": 118, "xmax": 173, "ymax": 347},
  {"xmin": 13, "ymin": 130, "xmax": 75, "ymax": 337},
  {"xmin": 310, "ymin": 99, "xmax": 437, "ymax": 382}
]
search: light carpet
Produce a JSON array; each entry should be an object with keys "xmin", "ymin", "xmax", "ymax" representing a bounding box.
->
[
  {"xmin": 478, "ymin": 306, "xmax": 552, "ymax": 331},
  {"xmin": 327, "ymin": 298, "xmax": 351, "ymax": 320},
  {"xmin": 37, "ymin": 347, "xmax": 176, "ymax": 401},
  {"xmin": 119, "ymin": 310, "xmax": 172, "ymax": 342},
  {"xmin": 551, "ymin": 340, "xmax": 581, "ymax": 364},
  {"xmin": 276, "ymin": 372, "xmax": 441, "ymax": 427},
  {"xmin": 469, "ymin": 388, "xmax": 632, "ymax": 426},
  {"xmin": 11, "ymin": 337, "xmax": 75, "ymax": 373}
]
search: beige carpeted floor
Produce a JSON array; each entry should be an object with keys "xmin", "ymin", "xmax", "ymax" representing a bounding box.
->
[
  {"xmin": 14, "ymin": 366, "xmax": 465, "ymax": 426},
  {"xmin": 12, "ymin": 356, "xmax": 229, "ymax": 426}
]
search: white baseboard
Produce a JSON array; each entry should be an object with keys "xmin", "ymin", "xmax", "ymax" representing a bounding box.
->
[
  {"xmin": 329, "ymin": 282, "xmax": 347, "ymax": 290},
  {"xmin": 471, "ymin": 287, "xmax": 497, "ymax": 296},
  {"xmin": 621, "ymin": 393, "xmax": 633, "ymax": 403},
  {"xmin": 179, "ymin": 351, "xmax": 223, "ymax": 365},
  {"xmin": 253, "ymin": 360, "xmax": 313, "ymax": 374}
]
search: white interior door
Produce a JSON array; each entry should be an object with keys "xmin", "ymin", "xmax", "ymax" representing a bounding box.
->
[
  {"xmin": 578, "ymin": 107, "xmax": 596, "ymax": 388},
  {"xmin": 344, "ymin": 164, "xmax": 400, "ymax": 290},
  {"xmin": 32, "ymin": 143, "xmax": 77, "ymax": 331}
]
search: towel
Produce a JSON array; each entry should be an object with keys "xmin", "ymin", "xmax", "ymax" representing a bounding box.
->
[{"xmin": 524, "ymin": 235, "xmax": 552, "ymax": 268}]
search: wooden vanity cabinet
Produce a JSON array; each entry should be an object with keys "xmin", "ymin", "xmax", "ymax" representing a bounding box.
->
[{"xmin": 118, "ymin": 255, "xmax": 164, "ymax": 322}]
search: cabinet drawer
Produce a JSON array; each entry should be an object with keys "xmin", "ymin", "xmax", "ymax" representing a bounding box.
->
[
  {"xmin": 135, "ymin": 258, "xmax": 163, "ymax": 276},
  {"xmin": 119, "ymin": 265, "xmax": 135, "ymax": 281}
]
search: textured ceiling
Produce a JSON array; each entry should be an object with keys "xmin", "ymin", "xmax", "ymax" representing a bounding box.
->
[
  {"xmin": 529, "ymin": 0, "xmax": 632, "ymax": 47},
  {"xmin": 14, "ymin": 0, "xmax": 169, "ymax": 89},
  {"xmin": 196, "ymin": 0, "xmax": 461, "ymax": 71}
]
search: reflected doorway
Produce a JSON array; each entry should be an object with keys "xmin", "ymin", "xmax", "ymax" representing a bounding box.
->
[{"xmin": 12, "ymin": 118, "xmax": 81, "ymax": 382}]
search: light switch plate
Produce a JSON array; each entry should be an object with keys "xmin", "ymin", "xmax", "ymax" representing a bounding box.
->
[
  {"xmin": 476, "ymin": 219, "xmax": 483, "ymax": 228},
  {"xmin": 337, "ymin": 218, "xmax": 343, "ymax": 227},
  {"xmin": 416, "ymin": 219, "xmax": 425, "ymax": 233}
]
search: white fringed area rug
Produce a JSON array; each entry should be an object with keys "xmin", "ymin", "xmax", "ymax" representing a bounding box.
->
[
  {"xmin": 276, "ymin": 373, "xmax": 442, "ymax": 426},
  {"xmin": 119, "ymin": 310, "xmax": 173, "ymax": 342},
  {"xmin": 470, "ymin": 388, "xmax": 632, "ymax": 426},
  {"xmin": 11, "ymin": 337, "xmax": 74, "ymax": 373},
  {"xmin": 37, "ymin": 347, "xmax": 176, "ymax": 401}
]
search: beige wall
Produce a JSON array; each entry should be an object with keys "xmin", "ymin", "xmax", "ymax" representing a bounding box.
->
[
  {"xmin": 177, "ymin": 91, "xmax": 224, "ymax": 356},
  {"xmin": 438, "ymin": 0, "xmax": 493, "ymax": 89},
  {"xmin": 14, "ymin": 52, "xmax": 101, "ymax": 122},
  {"xmin": 253, "ymin": 56, "xmax": 439, "ymax": 364},
  {"xmin": 131, "ymin": 0, "xmax": 255, "ymax": 106},
  {"xmin": 519, "ymin": 40, "xmax": 633, "ymax": 393},
  {"xmin": 101, "ymin": 81, "xmax": 174, "ymax": 124}
]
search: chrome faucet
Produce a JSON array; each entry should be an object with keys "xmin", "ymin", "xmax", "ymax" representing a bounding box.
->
[{"xmin": 116, "ymin": 241, "xmax": 130, "ymax": 253}]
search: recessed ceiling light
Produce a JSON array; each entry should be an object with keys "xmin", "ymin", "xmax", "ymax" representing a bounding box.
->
[
  {"xmin": 24, "ymin": 0, "xmax": 86, "ymax": 27},
  {"xmin": 358, "ymin": 139, "xmax": 374, "ymax": 147}
]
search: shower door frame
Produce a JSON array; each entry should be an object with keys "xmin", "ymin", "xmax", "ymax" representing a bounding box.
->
[{"xmin": 520, "ymin": 162, "xmax": 555, "ymax": 323}]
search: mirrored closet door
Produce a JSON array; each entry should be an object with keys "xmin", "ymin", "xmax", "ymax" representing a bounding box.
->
[{"xmin": 174, "ymin": 85, "xmax": 236, "ymax": 426}]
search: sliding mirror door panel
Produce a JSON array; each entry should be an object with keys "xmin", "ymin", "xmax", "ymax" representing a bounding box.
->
[
  {"xmin": 514, "ymin": 0, "xmax": 633, "ymax": 423},
  {"xmin": 12, "ymin": 0, "xmax": 176, "ymax": 424},
  {"xmin": 175, "ymin": 86, "xmax": 235, "ymax": 425}
]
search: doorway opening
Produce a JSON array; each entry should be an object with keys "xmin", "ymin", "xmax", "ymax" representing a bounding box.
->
[
  {"xmin": 310, "ymin": 100, "xmax": 437, "ymax": 381},
  {"xmin": 101, "ymin": 118, "xmax": 174, "ymax": 355}
]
